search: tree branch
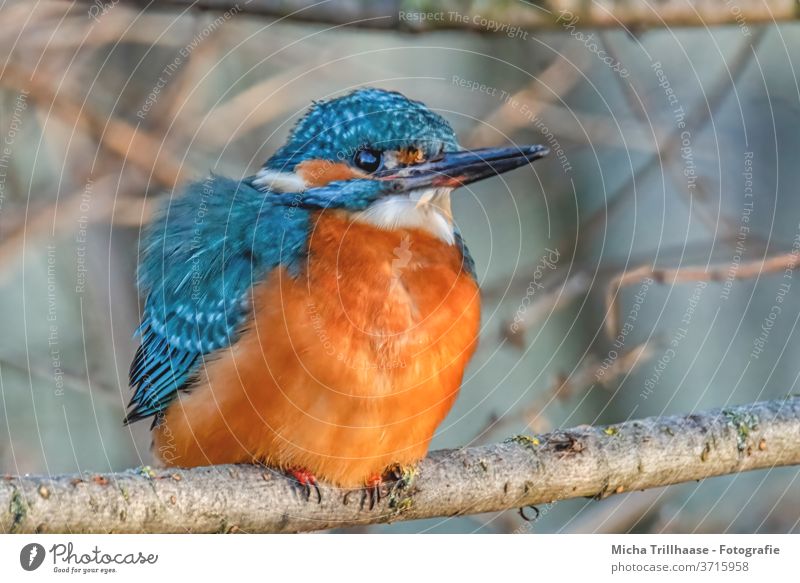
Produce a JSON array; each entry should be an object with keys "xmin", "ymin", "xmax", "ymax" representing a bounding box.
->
[
  {"xmin": 2, "ymin": 397, "xmax": 798, "ymax": 533},
  {"xmin": 111, "ymin": 0, "xmax": 798, "ymax": 30}
]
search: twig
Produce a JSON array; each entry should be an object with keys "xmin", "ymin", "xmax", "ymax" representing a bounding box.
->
[
  {"xmin": 491, "ymin": 236, "xmax": 782, "ymax": 345},
  {"xmin": 0, "ymin": 173, "xmax": 153, "ymax": 278},
  {"xmin": 0, "ymin": 64, "xmax": 190, "ymax": 188},
  {"xmin": 605, "ymin": 251, "xmax": 800, "ymax": 337},
  {"xmin": 464, "ymin": 45, "xmax": 590, "ymax": 148},
  {"xmin": 2, "ymin": 397, "xmax": 797, "ymax": 533},
  {"xmin": 478, "ymin": 342, "xmax": 655, "ymax": 439},
  {"xmin": 599, "ymin": 31, "xmax": 764, "ymax": 247},
  {"xmin": 575, "ymin": 28, "xmax": 767, "ymax": 259},
  {"xmin": 501, "ymin": 271, "xmax": 591, "ymax": 348},
  {"xmin": 489, "ymin": 29, "xmax": 768, "ymax": 343}
]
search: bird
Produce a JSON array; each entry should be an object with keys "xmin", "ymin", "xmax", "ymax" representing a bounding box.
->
[{"xmin": 125, "ymin": 88, "xmax": 548, "ymax": 499}]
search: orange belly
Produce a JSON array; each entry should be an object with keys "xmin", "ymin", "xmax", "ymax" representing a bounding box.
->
[{"xmin": 152, "ymin": 211, "xmax": 480, "ymax": 487}]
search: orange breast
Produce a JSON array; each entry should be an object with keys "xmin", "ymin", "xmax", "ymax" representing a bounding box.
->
[{"xmin": 153, "ymin": 211, "xmax": 480, "ymax": 487}]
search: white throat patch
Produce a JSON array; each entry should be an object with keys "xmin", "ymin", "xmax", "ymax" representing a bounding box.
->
[
  {"xmin": 252, "ymin": 168, "xmax": 307, "ymax": 193},
  {"xmin": 253, "ymin": 168, "xmax": 456, "ymax": 244},
  {"xmin": 352, "ymin": 188, "xmax": 455, "ymax": 244}
]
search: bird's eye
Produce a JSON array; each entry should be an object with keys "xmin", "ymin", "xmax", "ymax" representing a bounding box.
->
[{"xmin": 353, "ymin": 149, "xmax": 383, "ymax": 173}]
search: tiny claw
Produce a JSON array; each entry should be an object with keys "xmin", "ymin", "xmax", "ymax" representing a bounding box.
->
[
  {"xmin": 384, "ymin": 463, "xmax": 403, "ymax": 482},
  {"xmin": 360, "ymin": 474, "xmax": 383, "ymax": 510},
  {"xmin": 288, "ymin": 467, "xmax": 321, "ymax": 503}
]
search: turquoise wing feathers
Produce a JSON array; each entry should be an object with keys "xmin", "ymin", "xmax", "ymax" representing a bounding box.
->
[{"xmin": 125, "ymin": 176, "xmax": 309, "ymax": 423}]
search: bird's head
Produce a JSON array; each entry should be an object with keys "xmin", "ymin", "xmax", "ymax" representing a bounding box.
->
[{"xmin": 254, "ymin": 88, "xmax": 548, "ymax": 243}]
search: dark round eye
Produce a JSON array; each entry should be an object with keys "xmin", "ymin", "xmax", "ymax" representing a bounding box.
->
[{"xmin": 353, "ymin": 149, "xmax": 382, "ymax": 173}]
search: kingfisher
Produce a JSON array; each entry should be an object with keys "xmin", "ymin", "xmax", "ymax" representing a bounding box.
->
[{"xmin": 125, "ymin": 88, "xmax": 547, "ymax": 500}]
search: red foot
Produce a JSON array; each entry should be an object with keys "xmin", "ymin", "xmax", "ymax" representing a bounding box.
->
[
  {"xmin": 363, "ymin": 473, "xmax": 383, "ymax": 510},
  {"xmin": 341, "ymin": 467, "xmax": 406, "ymax": 509},
  {"xmin": 288, "ymin": 467, "xmax": 321, "ymax": 503}
]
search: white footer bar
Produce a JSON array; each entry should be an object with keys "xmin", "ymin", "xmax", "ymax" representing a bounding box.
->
[{"xmin": 1, "ymin": 534, "xmax": 796, "ymax": 581}]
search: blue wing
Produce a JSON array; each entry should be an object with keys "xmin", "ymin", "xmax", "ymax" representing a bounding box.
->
[{"xmin": 125, "ymin": 175, "xmax": 309, "ymax": 424}]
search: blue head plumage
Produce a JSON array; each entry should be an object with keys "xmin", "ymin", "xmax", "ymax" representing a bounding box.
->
[
  {"xmin": 265, "ymin": 88, "xmax": 459, "ymax": 172},
  {"xmin": 251, "ymin": 87, "xmax": 547, "ymax": 212}
]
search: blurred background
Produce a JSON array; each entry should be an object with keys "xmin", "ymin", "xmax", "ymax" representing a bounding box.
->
[{"xmin": 1, "ymin": 0, "xmax": 799, "ymax": 533}]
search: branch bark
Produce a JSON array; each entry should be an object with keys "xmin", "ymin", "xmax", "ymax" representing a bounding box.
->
[
  {"xmin": 2, "ymin": 397, "xmax": 799, "ymax": 533},
  {"xmin": 111, "ymin": 0, "xmax": 798, "ymax": 30}
]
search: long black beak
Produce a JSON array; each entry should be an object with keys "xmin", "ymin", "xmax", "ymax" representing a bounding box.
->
[{"xmin": 378, "ymin": 145, "xmax": 549, "ymax": 193}]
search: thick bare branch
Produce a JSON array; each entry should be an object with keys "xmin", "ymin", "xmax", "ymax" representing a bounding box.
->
[
  {"xmin": 2, "ymin": 397, "xmax": 798, "ymax": 533},
  {"xmin": 106, "ymin": 0, "xmax": 797, "ymax": 30}
]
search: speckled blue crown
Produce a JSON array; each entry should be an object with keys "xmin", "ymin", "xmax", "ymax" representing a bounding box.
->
[{"xmin": 265, "ymin": 88, "xmax": 459, "ymax": 171}]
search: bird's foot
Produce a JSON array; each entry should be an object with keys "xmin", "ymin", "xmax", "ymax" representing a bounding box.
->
[
  {"xmin": 361, "ymin": 473, "xmax": 384, "ymax": 510},
  {"xmin": 384, "ymin": 464, "xmax": 418, "ymax": 510},
  {"xmin": 341, "ymin": 464, "xmax": 416, "ymax": 510},
  {"xmin": 384, "ymin": 463, "xmax": 418, "ymax": 485},
  {"xmin": 287, "ymin": 467, "xmax": 321, "ymax": 503},
  {"xmin": 341, "ymin": 473, "xmax": 389, "ymax": 510}
]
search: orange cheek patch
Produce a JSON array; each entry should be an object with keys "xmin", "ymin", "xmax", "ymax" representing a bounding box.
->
[
  {"xmin": 296, "ymin": 160, "xmax": 363, "ymax": 187},
  {"xmin": 396, "ymin": 147, "xmax": 424, "ymax": 166}
]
